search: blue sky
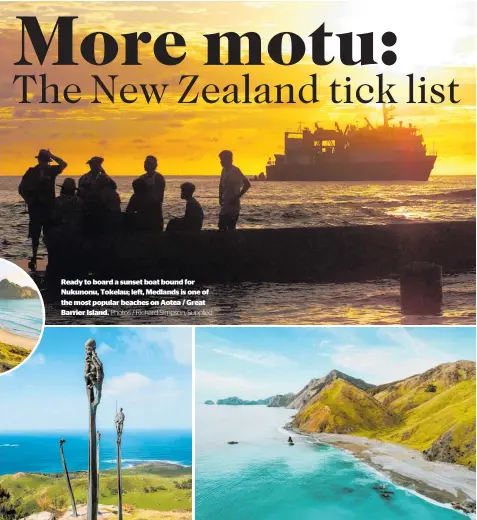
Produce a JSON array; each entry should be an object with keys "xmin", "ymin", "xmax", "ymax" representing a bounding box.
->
[
  {"xmin": 196, "ymin": 327, "xmax": 476, "ymax": 402},
  {"xmin": 0, "ymin": 258, "xmax": 37, "ymax": 290},
  {"xmin": 0, "ymin": 326, "xmax": 192, "ymax": 431}
]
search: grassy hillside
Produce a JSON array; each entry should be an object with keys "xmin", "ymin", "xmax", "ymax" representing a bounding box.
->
[
  {"xmin": 293, "ymin": 379, "xmax": 399, "ymax": 434},
  {"xmin": 0, "ymin": 342, "xmax": 30, "ymax": 372},
  {"xmin": 371, "ymin": 361, "xmax": 476, "ymax": 415},
  {"xmin": 0, "ymin": 463, "xmax": 192, "ymax": 517},
  {"xmin": 374, "ymin": 380, "xmax": 476, "ymax": 466},
  {"xmin": 292, "ymin": 362, "xmax": 476, "ymax": 468}
]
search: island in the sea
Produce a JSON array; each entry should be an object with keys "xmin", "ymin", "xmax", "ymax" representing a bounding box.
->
[
  {"xmin": 204, "ymin": 400, "xmax": 215, "ymax": 405},
  {"xmin": 212, "ymin": 393, "xmax": 295, "ymax": 406}
]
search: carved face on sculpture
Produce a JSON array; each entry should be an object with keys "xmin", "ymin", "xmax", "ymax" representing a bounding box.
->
[{"xmin": 85, "ymin": 338, "xmax": 96, "ymax": 354}]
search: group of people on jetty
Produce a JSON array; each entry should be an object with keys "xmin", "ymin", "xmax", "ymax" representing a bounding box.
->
[{"xmin": 18, "ymin": 149, "xmax": 251, "ymax": 270}]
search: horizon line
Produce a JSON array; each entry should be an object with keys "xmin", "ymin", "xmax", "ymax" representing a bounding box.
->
[{"xmin": 0, "ymin": 173, "xmax": 474, "ymax": 177}]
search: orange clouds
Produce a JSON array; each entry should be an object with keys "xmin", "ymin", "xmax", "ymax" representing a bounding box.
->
[{"xmin": 0, "ymin": 1, "xmax": 474, "ymax": 176}]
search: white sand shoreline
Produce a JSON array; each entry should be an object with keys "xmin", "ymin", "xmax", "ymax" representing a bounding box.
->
[
  {"xmin": 0, "ymin": 327, "xmax": 37, "ymax": 350},
  {"xmin": 295, "ymin": 431, "xmax": 476, "ymax": 507}
]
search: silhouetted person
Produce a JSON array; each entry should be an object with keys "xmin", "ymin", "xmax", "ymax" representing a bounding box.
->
[
  {"xmin": 78, "ymin": 157, "xmax": 118, "ymax": 233},
  {"xmin": 288, "ymin": 437, "xmax": 293, "ymax": 443},
  {"xmin": 18, "ymin": 149, "xmax": 68, "ymax": 270},
  {"xmin": 126, "ymin": 178, "xmax": 162, "ymax": 231},
  {"xmin": 166, "ymin": 182, "xmax": 204, "ymax": 233},
  {"xmin": 44, "ymin": 178, "xmax": 84, "ymax": 275},
  {"xmin": 52, "ymin": 178, "xmax": 84, "ymax": 233},
  {"xmin": 137, "ymin": 155, "xmax": 165, "ymax": 231},
  {"xmin": 218, "ymin": 150, "xmax": 251, "ymax": 231}
]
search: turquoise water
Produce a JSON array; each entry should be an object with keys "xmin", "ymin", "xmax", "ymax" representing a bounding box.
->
[
  {"xmin": 0, "ymin": 298, "xmax": 43, "ymax": 339},
  {"xmin": 196, "ymin": 405, "xmax": 466, "ymax": 520}
]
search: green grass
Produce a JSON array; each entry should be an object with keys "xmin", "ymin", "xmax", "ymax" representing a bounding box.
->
[
  {"xmin": 372, "ymin": 380, "xmax": 476, "ymax": 466},
  {"xmin": 294, "ymin": 377, "xmax": 476, "ymax": 467},
  {"xmin": 294, "ymin": 380, "xmax": 399, "ymax": 434},
  {"xmin": 0, "ymin": 464, "xmax": 192, "ymax": 517},
  {"xmin": 0, "ymin": 342, "xmax": 29, "ymax": 372}
]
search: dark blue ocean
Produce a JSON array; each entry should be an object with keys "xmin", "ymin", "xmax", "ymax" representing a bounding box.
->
[{"xmin": 0, "ymin": 429, "xmax": 191, "ymax": 475}]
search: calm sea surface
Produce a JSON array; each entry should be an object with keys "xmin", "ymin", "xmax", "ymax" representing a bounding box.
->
[
  {"xmin": 0, "ymin": 429, "xmax": 192, "ymax": 475},
  {"xmin": 196, "ymin": 405, "xmax": 466, "ymax": 520},
  {"xmin": 0, "ymin": 299, "xmax": 43, "ymax": 339},
  {"xmin": 1, "ymin": 175, "xmax": 475, "ymax": 325}
]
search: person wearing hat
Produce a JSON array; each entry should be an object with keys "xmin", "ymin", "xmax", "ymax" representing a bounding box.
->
[
  {"xmin": 54, "ymin": 177, "xmax": 84, "ymax": 224},
  {"xmin": 166, "ymin": 182, "xmax": 204, "ymax": 233},
  {"xmin": 78, "ymin": 157, "xmax": 118, "ymax": 233},
  {"xmin": 18, "ymin": 149, "xmax": 68, "ymax": 270},
  {"xmin": 136, "ymin": 155, "xmax": 166, "ymax": 231},
  {"xmin": 44, "ymin": 177, "xmax": 84, "ymax": 276}
]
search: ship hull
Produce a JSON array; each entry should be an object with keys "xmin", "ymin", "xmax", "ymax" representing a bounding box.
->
[{"xmin": 266, "ymin": 156, "xmax": 437, "ymax": 181}]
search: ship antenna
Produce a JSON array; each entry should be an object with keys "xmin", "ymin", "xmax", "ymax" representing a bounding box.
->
[{"xmin": 383, "ymin": 103, "xmax": 395, "ymax": 127}]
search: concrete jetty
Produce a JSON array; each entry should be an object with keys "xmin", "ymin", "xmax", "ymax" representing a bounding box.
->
[{"xmin": 42, "ymin": 220, "xmax": 475, "ymax": 283}]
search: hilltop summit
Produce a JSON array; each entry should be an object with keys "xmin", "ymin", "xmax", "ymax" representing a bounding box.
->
[{"xmin": 0, "ymin": 278, "xmax": 39, "ymax": 299}]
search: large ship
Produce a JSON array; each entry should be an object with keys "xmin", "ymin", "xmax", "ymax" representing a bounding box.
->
[{"xmin": 265, "ymin": 106, "xmax": 437, "ymax": 181}]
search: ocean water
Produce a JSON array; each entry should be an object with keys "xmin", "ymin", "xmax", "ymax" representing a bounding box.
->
[
  {"xmin": 0, "ymin": 175, "xmax": 474, "ymax": 260},
  {"xmin": 1, "ymin": 175, "xmax": 475, "ymax": 325},
  {"xmin": 0, "ymin": 429, "xmax": 192, "ymax": 475},
  {"xmin": 46, "ymin": 274, "xmax": 476, "ymax": 325},
  {"xmin": 196, "ymin": 405, "xmax": 466, "ymax": 520},
  {"xmin": 0, "ymin": 298, "xmax": 43, "ymax": 339}
]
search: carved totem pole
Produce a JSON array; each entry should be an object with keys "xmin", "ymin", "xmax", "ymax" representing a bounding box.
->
[
  {"xmin": 115, "ymin": 407, "xmax": 125, "ymax": 520},
  {"xmin": 59, "ymin": 438, "xmax": 77, "ymax": 517},
  {"xmin": 85, "ymin": 339, "xmax": 104, "ymax": 520},
  {"xmin": 97, "ymin": 431, "xmax": 102, "ymax": 497}
]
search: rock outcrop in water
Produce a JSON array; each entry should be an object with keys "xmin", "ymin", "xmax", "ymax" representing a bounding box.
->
[
  {"xmin": 291, "ymin": 362, "xmax": 476, "ymax": 468},
  {"xmin": 204, "ymin": 400, "xmax": 215, "ymax": 405},
  {"xmin": 0, "ymin": 278, "xmax": 38, "ymax": 299}
]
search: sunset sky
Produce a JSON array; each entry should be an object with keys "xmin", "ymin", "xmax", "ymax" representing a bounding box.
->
[{"xmin": 0, "ymin": 1, "xmax": 475, "ymax": 176}]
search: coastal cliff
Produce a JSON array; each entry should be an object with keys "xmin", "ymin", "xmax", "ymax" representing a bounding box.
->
[
  {"xmin": 291, "ymin": 362, "xmax": 476, "ymax": 468},
  {"xmin": 0, "ymin": 279, "xmax": 38, "ymax": 299},
  {"xmin": 287, "ymin": 369, "xmax": 374, "ymax": 410}
]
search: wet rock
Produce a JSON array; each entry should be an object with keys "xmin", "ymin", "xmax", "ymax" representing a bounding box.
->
[
  {"xmin": 452, "ymin": 499, "xmax": 476, "ymax": 514},
  {"xmin": 227, "ymin": 441, "xmax": 239, "ymax": 445},
  {"xmin": 372, "ymin": 483, "xmax": 395, "ymax": 500}
]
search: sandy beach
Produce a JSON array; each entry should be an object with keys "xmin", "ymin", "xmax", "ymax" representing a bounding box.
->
[
  {"xmin": 302, "ymin": 432, "xmax": 476, "ymax": 505},
  {"xmin": 0, "ymin": 327, "xmax": 36, "ymax": 350}
]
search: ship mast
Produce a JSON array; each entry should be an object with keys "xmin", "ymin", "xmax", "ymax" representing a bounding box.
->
[{"xmin": 382, "ymin": 103, "xmax": 395, "ymax": 127}]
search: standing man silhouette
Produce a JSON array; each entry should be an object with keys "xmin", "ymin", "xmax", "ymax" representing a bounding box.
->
[
  {"xmin": 19, "ymin": 149, "xmax": 68, "ymax": 270},
  {"xmin": 218, "ymin": 150, "xmax": 251, "ymax": 231},
  {"xmin": 137, "ymin": 155, "xmax": 166, "ymax": 231}
]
